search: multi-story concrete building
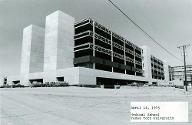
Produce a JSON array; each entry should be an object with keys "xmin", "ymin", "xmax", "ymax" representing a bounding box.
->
[
  {"xmin": 7, "ymin": 10, "xmax": 169, "ymax": 88},
  {"xmin": 74, "ymin": 19, "xmax": 143, "ymax": 76},
  {"xmin": 170, "ymin": 65, "xmax": 192, "ymax": 85}
]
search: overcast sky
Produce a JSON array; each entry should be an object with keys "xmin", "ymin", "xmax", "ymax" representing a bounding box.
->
[{"xmin": 0, "ymin": 0, "xmax": 192, "ymax": 78}]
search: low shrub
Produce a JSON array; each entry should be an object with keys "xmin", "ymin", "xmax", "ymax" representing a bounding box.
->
[
  {"xmin": 31, "ymin": 81, "xmax": 69, "ymax": 87},
  {"xmin": 79, "ymin": 84, "xmax": 99, "ymax": 88},
  {"xmin": 59, "ymin": 82, "xmax": 69, "ymax": 87},
  {"xmin": 12, "ymin": 84, "xmax": 25, "ymax": 88},
  {"xmin": 0, "ymin": 84, "xmax": 11, "ymax": 88}
]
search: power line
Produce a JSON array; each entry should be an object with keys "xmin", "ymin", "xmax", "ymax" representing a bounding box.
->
[{"xmin": 107, "ymin": 0, "xmax": 182, "ymax": 62}]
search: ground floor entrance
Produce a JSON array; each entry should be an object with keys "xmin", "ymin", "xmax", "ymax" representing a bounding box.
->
[
  {"xmin": 29, "ymin": 79, "xmax": 43, "ymax": 84},
  {"xmin": 96, "ymin": 77, "xmax": 147, "ymax": 88}
]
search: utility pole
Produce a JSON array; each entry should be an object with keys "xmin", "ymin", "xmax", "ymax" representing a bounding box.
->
[
  {"xmin": 191, "ymin": 74, "xmax": 192, "ymax": 86},
  {"xmin": 177, "ymin": 44, "xmax": 191, "ymax": 91}
]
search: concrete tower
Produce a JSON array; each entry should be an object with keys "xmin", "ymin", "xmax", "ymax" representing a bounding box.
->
[
  {"xmin": 20, "ymin": 25, "xmax": 45, "ymax": 85},
  {"xmin": 163, "ymin": 60, "xmax": 170, "ymax": 83},
  {"xmin": 141, "ymin": 46, "xmax": 153, "ymax": 84},
  {"xmin": 44, "ymin": 10, "xmax": 75, "ymax": 82}
]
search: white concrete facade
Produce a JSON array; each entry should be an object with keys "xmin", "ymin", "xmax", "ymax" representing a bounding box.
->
[
  {"xmin": 141, "ymin": 46, "xmax": 152, "ymax": 84},
  {"xmin": 78, "ymin": 67, "xmax": 148, "ymax": 85},
  {"xmin": 8, "ymin": 67, "xmax": 148, "ymax": 86},
  {"xmin": 20, "ymin": 25, "xmax": 45, "ymax": 86},
  {"xmin": 29, "ymin": 26, "xmax": 45, "ymax": 73},
  {"xmin": 20, "ymin": 25, "xmax": 45, "ymax": 74},
  {"xmin": 57, "ymin": 67, "xmax": 147, "ymax": 85},
  {"xmin": 163, "ymin": 60, "xmax": 170, "ymax": 83},
  {"xmin": 44, "ymin": 10, "xmax": 75, "ymax": 82}
]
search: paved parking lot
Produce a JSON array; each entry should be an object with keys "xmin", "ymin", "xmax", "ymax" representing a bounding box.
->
[{"xmin": 0, "ymin": 86, "xmax": 191, "ymax": 125}]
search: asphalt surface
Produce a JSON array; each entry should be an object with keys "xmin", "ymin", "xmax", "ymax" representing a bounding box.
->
[{"xmin": 0, "ymin": 87, "xmax": 191, "ymax": 125}]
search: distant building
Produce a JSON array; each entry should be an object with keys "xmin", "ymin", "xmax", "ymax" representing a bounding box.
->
[
  {"xmin": 170, "ymin": 65, "xmax": 192, "ymax": 85},
  {"xmin": 0, "ymin": 77, "xmax": 7, "ymax": 87},
  {"xmin": 6, "ymin": 10, "xmax": 169, "ymax": 88}
]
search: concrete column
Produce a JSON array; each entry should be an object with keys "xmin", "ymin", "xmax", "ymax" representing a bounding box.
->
[
  {"xmin": 44, "ymin": 10, "xmax": 75, "ymax": 82},
  {"xmin": 133, "ymin": 47, "xmax": 136, "ymax": 76},
  {"xmin": 163, "ymin": 60, "xmax": 169, "ymax": 83},
  {"xmin": 141, "ymin": 46, "xmax": 152, "ymax": 84},
  {"xmin": 111, "ymin": 32, "xmax": 113, "ymax": 72},
  {"xmin": 92, "ymin": 21, "xmax": 95, "ymax": 69},
  {"xmin": 124, "ymin": 40, "xmax": 126, "ymax": 74}
]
